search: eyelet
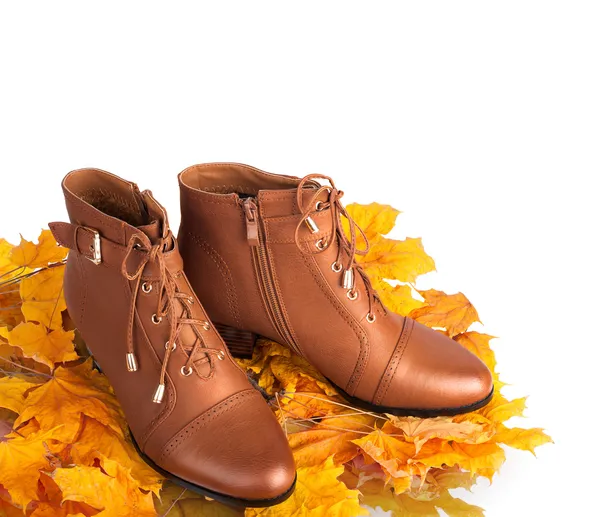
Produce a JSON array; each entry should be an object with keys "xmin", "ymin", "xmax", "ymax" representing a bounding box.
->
[
  {"xmin": 141, "ymin": 282, "xmax": 152, "ymax": 293},
  {"xmin": 133, "ymin": 243, "xmax": 143, "ymax": 250},
  {"xmin": 331, "ymin": 261, "xmax": 342, "ymax": 273},
  {"xmin": 201, "ymin": 321, "xmax": 210, "ymax": 331},
  {"xmin": 165, "ymin": 341, "xmax": 176, "ymax": 352},
  {"xmin": 315, "ymin": 201, "xmax": 325, "ymax": 211},
  {"xmin": 151, "ymin": 314, "xmax": 162, "ymax": 324},
  {"xmin": 315, "ymin": 239, "xmax": 326, "ymax": 251},
  {"xmin": 347, "ymin": 290, "xmax": 358, "ymax": 301},
  {"xmin": 187, "ymin": 297, "xmax": 194, "ymax": 305},
  {"xmin": 180, "ymin": 366, "xmax": 193, "ymax": 377},
  {"xmin": 217, "ymin": 351, "xmax": 225, "ymax": 361},
  {"xmin": 366, "ymin": 313, "xmax": 376, "ymax": 323}
]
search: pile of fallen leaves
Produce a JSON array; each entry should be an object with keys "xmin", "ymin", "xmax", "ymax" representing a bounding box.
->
[{"xmin": 0, "ymin": 204, "xmax": 551, "ymax": 517}]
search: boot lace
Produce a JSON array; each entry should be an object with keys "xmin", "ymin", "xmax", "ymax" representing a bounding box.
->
[
  {"xmin": 294, "ymin": 174, "xmax": 384, "ymax": 322},
  {"xmin": 121, "ymin": 232, "xmax": 224, "ymax": 403}
]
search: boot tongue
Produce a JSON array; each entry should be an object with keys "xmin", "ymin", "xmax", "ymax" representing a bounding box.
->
[
  {"xmin": 136, "ymin": 190, "xmax": 171, "ymax": 245},
  {"xmin": 137, "ymin": 220, "xmax": 162, "ymax": 242}
]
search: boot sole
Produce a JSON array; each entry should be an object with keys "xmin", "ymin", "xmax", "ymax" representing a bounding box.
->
[
  {"xmin": 331, "ymin": 381, "xmax": 495, "ymax": 417},
  {"xmin": 130, "ymin": 431, "xmax": 297, "ymax": 508},
  {"xmin": 91, "ymin": 361, "xmax": 297, "ymax": 508},
  {"xmin": 212, "ymin": 324, "xmax": 495, "ymax": 417}
]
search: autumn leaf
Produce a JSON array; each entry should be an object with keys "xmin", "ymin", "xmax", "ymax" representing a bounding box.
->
[
  {"xmin": 155, "ymin": 482, "xmax": 242, "ymax": 517},
  {"xmin": 0, "ymin": 239, "xmax": 22, "ymax": 282},
  {"xmin": 246, "ymin": 456, "xmax": 368, "ymax": 517},
  {"xmin": 359, "ymin": 237, "xmax": 436, "ymax": 284},
  {"xmin": 454, "ymin": 332, "xmax": 497, "ymax": 372},
  {"xmin": 20, "ymin": 266, "xmax": 67, "ymax": 330},
  {"xmin": 71, "ymin": 417, "xmax": 162, "ymax": 495},
  {"xmin": 494, "ymin": 424, "xmax": 553, "ymax": 454},
  {"xmin": 0, "ymin": 376, "xmax": 39, "ymax": 414},
  {"xmin": 29, "ymin": 502, "xmax": 87, "ymax": 517},
  {"xmin": 345, "ymin": 203, "xmax": 400, "ymax": 241},
  {"xmin": 479, "ymin": 393, "xmax": 527, "ymax": 423},
  {"xmin": 0, "ymin": 429, "xmax": 55, "ymax": 508},
  {"xmin": 15, "ymin": 360, "xmax": 126, "ymax": 442},
  {"xmin": 384, "ymin": 416, "xmax": 492, "ymax": 454},
  {"xmin": 288, "ymin": 413, "xmax": 376, "ymax": 467},
  {"xmin": 416, "ymin": 441, "xmax": 506, "ymax": 478},
  {"xmin": 2, "ymin": 322, "xmax": 78, "ymax": 369},
  {"xmin": 372, "ymin": 281, "xmax": 425, "ymax": 316},
  {"xmin": 9, "ymin": 230, "xmax": 68, "ymax": 269},
  {"xmin": 52, "ymin": 462, "xmax": 156, "ymax": 517},
  {"xmin": 353, "ymin": 430, "xmax": 416, "ymax": 492},
  {"xmin": 409, "ymin": 290, "xmax": 480, "ymax": 337}
]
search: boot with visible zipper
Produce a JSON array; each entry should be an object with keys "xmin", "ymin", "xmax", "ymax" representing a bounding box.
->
[
  {"xmin": 178, "ymin": 163, "xmax": 494, "ymax": 417},
  {"xmin": 49, "ymin": 168, "xmax": 296, "ymax": 507}
]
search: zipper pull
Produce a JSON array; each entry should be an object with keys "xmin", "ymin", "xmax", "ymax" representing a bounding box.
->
[{"xmin": 242, "ymin": 198, "xmax": 259, "ymax": 246}]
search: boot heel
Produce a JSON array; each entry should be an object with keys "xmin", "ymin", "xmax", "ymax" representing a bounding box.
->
[{"xmin": 214, "ymin": 323, "xmax": 257, "ymax": 358}]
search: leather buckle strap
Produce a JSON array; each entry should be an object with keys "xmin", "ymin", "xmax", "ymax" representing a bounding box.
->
[
  {"xmin": 49, "ymin": 222, "xmax": 110, "ymax": 266},
  {"xmin": 76, "ymin": 226, "xmax": 102, "ymax": 265}
]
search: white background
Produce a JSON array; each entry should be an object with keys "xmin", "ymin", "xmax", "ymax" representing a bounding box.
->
[{"xmin": 1, "ymin": 2, "xmax": 598, "ymax": 516}]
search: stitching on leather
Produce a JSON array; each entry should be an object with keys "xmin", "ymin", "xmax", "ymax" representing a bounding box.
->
[
  {"xmin": 374, "ymin": 318, "xmax": 415, "ymax": 405},
  {"xmin": 260, "ymin": 203, "xmax": 304, "ymax": 356},
  {"xmin": 184, "ymin": 189, "xmax": 238, "ymax": 205},
  {"xmin": 300, "ymin": 250, "xmax": 368, "ymax": 394},
  {"xmin": 181, "ymin": 231, "xmax": 242, "ymax": 329},
  {"xmin": 159, "ymin": 389, "xmax": 254, "ymax": 463},
  {"xmin": 75, "ymin": 253, "xmax": 87, "ymax": 327}
]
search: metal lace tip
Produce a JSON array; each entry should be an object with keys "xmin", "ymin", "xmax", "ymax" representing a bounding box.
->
[
  {"xmin": 305, "ymin": 216, "xmax": 319, "ymax": 234},
  {"xmin": 342, "ymin": 268, "xmax": 355, "ymax": 290},
  {"xmin": 126, "ymin": 353, "xmax": 138, "ymax": 372},
  {"xmin": 152, "ymin": 383, "xmax": 165, "ymax": 404}
]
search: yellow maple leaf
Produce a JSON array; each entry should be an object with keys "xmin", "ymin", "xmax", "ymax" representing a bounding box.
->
[
  {"xmin": 288, "ymin": 414, "xmax": 376, "ymax": 467},
  {"xmin": 409, "ymin": 290, "xmax": 480, "ymax": 337},
  {"xmin": 52, "ymin": 462, "xmax": 155, "ymax": 517},
  {"xmin": 454, "ymin": 332, "xmax": 497, "ymax": 372},
  {"xmin": 20, "ymin": 266, "xmax": 66, "ymax": 330},
  {"xmin": 0, "ymin": 429, "xmax": 54, "ymax": 508},
  {"xmin": 359, "ymin": 237, "xmax": 436, "ymax": 284},
  {"xmin": 155, "ymin": 482, "xmax": 243, "ymax": 517},
  {"xmin": 384, "ymin": 416, "xmax": 492, "ymax": 454},
  {"xmin": 372, "ymin": 281, "xmax": 425, "ymax": 316},
  {"xmin": 2, "ymin": 322, "xmax": 77, "ymax": 369},
  {"xmin": 246, "ymin": 457, "xmax": 368, "ymax": 517},
  {"xmin": 270, "ymin": 354, "xmax": 337, "ymax": 398},
  {"xmin": 416, "ymin": 441, "xmax": 506, "ymax": 478},
  {"xmin": 0, "ymin": 376, "xmax": 39, "ymax": 414},
  {"xmin": 0, "ymin": 239, "xmax": 20, "ymax": 281},
  {"xmin": 479, "ymin": 393, "xmax": 527, "ymax": 423},
  {"xmin": 362, "ymin": 490, "xmax": 440, "ymax": 517},
  {"xmin": 345, "ymin": 203, "xmax": 401, "ymax": 241},
  {"xmin": 15, "ymin": 360, "xmax": 126, "ymax": 442},
  {"xmin": 434, "ymin": 490, "xmax": 485, "ymax": 517},
  {"xmin": 494, "ymin": 424, "xmax": 553, "ymax": 455},
  {"xmin": 9, "ymin": 230, "xmax": 68, "ymax": 270},
  {"xmin": 71, "ymin": 417, "xmax": 163, "ymax": 495},
  {"xmin": 352, "ymin": 430, "xmax": 415, "ymax": 491},
  {"xmin": 29, "ymin": 502, "xmax": 87, "ymax": 517}
]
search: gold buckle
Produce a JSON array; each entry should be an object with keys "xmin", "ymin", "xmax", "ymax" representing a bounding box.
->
[{"xmin": 82, "ymin": 227, "xmax": 102, "ymax": 265}]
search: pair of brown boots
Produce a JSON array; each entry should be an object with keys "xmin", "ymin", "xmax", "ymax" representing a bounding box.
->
[{"xmin": 50, "ymin": 163, "xmax": 493, "ymax": 507}]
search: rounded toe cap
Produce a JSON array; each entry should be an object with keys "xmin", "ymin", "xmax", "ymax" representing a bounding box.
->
[
  {"xmin": 381, "ymin": 321, "xmax": 493, "ymax": 413},
  {"xmin": 161, "ymin": 389, "xmax": 296, "ymax": 503}
]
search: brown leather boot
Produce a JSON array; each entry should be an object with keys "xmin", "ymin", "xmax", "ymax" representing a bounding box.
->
[
  {"xmin": 178, "ymin": 163, "xmax": 494, "ymax": 417},
  {"xmin": 49, "ymin": 168, "xmax": 296, "ymax": 507}
]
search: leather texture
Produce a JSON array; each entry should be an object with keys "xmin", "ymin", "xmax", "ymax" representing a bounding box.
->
[
  {"xmin": 50, "ymin": 168, "xmax": 296, "ymax": 503},
  {"xmin": 178, "ymin": 163, "xmax": 494, "ymax": 413}
]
